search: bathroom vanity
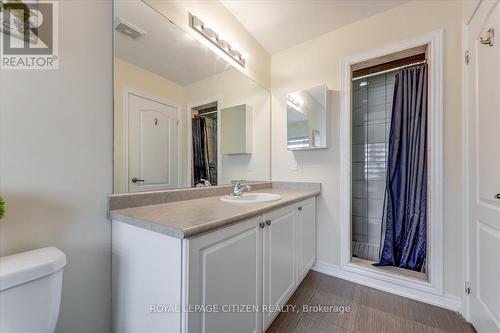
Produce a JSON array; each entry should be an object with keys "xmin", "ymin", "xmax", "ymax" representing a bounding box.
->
[{"xmin": 109, "ymin": 182, "xmax": 319, "ymax": 333}]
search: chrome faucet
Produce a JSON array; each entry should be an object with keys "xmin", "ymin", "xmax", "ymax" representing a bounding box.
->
[{"xmin": 231, "ymin": 182, "xmax": 252, "ymax": 196}]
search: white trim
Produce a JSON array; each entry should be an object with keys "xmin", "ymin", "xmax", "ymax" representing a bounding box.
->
[
  {"xmin": 180, "ymin": 239, "xmax": 189, "ymax": 333},
  {"xmin": 121, "ymin": 87, "xmax": 182, "ymax": 192},
  {"xmin": 187, "ymin": 96, "xmax": 223, "ymax": 187},
  {"xmin": 462, "ymin": 22, "xmax": 471, "ymax": 322},
  {"xmin": 339, "ymin": 30, "xmax": 445, "ymax": 299},
  {"xmin": 312, "ymin": 261, "xmax": 462, "ymax": 311}
]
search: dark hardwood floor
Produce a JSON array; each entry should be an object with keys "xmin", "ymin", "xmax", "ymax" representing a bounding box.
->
[{"xmin": 266, "ymin": 271, "xmax": 475, "ymax": 333}]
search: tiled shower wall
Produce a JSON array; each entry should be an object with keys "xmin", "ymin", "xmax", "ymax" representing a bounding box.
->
[{"xmin": 351, "ymin": 72, "xmax": 396, "ymax": 260}]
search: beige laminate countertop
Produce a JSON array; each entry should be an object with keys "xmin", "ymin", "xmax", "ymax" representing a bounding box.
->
[{"xmin": 108, "ymin": 187, "xmax": 320, "ymax": 239}]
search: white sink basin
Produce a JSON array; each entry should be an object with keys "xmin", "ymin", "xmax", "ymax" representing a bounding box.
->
[{"xmin": 221, "ymin": 192, "xmax": 282, "ymax": 203}]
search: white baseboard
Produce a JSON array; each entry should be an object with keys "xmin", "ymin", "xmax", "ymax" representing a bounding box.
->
[{"xmin": 311, "ymin": 260, "xmax": 462, "ymax": 312}]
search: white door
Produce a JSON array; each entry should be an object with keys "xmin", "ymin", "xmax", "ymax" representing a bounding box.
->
[
  {"xmin": 297, "ymin": 198, "xmax": 316, "ymax": 283},
  {"xmin": 186, "ymin": 216, "xmax": 263, "ymax": 333},
  {"xmin": 127, "ymin": 93, "xmax": 178, "ymax": 192},
  {"xmin": 466, "ymin": 1, "xmax": 500, "ymax": 331},
  {"xmin": 263, "ymin": 205, "xmax": 296, "ymax": 330}
]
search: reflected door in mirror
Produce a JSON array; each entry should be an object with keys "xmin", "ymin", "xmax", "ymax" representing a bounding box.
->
[{"xmin": 127, "ymin": 93, "xmax": 179, "ymax": 192}]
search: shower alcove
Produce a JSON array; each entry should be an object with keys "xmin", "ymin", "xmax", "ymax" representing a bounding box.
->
[
  {"xmin": 350, "ymin": 50, "xmax": 428, "ymax": 280},
  {"xmin": 334, "ymin": 30, "xmax": 452, "ymax": 309}
]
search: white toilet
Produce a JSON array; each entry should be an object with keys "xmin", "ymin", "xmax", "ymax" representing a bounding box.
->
[{"xmin": 0, "ymin": 247, "xmax": 66, "ymax": 333}]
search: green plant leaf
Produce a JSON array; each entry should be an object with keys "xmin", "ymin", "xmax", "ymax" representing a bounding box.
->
[
  {"xmin": 0, "ymin": 196, "xmax": 5, "ymax": 220},
  {"xmin": 0, "ymin": 1, "xmax": 32, "ymax": 22}
]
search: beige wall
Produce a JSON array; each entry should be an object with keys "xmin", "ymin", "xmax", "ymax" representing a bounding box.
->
[
  {"xmin": 0, "ymin": 1, "xmax": 112, "ymax": 332},
  {"xmin": 144, "ymin": 0, "xmax": 271, "ymax": 90},
  {"xmin": 462, "ymin": 0, "xmax": 481, "ymax": 22},
  {"xmin": 113, "ymin": 58, "xmax": 186, "ymax": 192},
  {"xmin": 271, "ymin": 0, "xmax": 464, "ymax": 301},
  {"xmin": 185, "ymin": 68, "xmax": 271, "ymax": 184}
]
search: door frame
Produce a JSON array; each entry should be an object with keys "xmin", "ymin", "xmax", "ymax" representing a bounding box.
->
[
  {"xmin": 121, "ymin": 87, "xmax": 181, "ymax": 192},
  {"xmin": 462, "ymin": 17, "xmax": 472, "ymax": 323},
  {"xmin": 335, "ymin": 29, "xmax": 453, "ymax": 308},
  {"xmin": 187, "ymin": 96, "xmax": 223, "ymax": 187}
]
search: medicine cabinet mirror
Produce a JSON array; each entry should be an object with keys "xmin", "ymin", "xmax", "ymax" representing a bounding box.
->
[{"xmin": 287, "ymin": 85, "xmax": 328, "ymax": 150}]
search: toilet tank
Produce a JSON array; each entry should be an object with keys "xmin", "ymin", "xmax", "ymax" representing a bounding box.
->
[{"xmin": 0, "ymin": 247, "xmax": 66, "ymax": 333}]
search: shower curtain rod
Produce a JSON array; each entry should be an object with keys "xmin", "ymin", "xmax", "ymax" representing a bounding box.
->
[
  {"xmin": 352, "ymin": 60, "xmax": 427, "ymax": 81},
  {"xmin": 194, "ymin": 110, "xmax": 218, "ymax": 116}
]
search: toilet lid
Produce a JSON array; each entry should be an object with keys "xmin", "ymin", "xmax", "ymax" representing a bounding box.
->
[{"xmin": 0, "ymin": 247, "xmax": 66, "ymax": 291}]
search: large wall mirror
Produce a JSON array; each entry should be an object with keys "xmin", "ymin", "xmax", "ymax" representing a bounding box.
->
[{"xmin": 113, "ymin": 0, "xmax": 271, "ymax": 193}]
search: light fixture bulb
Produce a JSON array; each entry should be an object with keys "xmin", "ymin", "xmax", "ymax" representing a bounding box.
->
[{"xmin": 189, "ymin": 13, "xmax": 246, "ymax": 68}]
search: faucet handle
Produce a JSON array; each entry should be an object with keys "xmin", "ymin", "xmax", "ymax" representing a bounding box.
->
[
  {"xmin": 230, "ymin": 182, "xmax": 242, "ymax": 196},
  {"xmin": 230, "ymin": 182, "xmax": 250, "ymax": 196}
]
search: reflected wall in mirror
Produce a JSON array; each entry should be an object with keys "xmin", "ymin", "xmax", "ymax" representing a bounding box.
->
[
  {"xmin": 113, "ymin": 0, "xmax": 270, "ymax": 193},
  {"xmin": 287, "ymin": 85, "xmax": 328, "ymax": 150}
]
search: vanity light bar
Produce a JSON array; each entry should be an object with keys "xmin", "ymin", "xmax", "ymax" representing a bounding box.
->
[{"xmin": 189, "ymin": 13, "xmax": 246, "ymax": 68}]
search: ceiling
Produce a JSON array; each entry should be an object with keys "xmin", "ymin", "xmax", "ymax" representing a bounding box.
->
[
  {"xmin": 221, "ymin": 0, "xmax": 409, "ymax": 54},
  {"xmin": 114, "ymin": 0, "xmax": 231, "ymax": 86}
]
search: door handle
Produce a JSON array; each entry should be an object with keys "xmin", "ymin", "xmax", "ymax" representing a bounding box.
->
[
  {"xmin": 298, "ymin": 206, "xmax": 302, "ymax": 211},
  {"xmin": 495, "ymin": 193, "xmax": 500, "ymax": 200},
  {"xmin": 266, "ymin": 220, "xmax": 271, "ymax": 226},
  {"xmin": 132, "ymin": 177, "xmax": 145, "ymax": 183},
  {"xmin": 259, "ymin": 222, "xmax": 265, "ymax": 229}
]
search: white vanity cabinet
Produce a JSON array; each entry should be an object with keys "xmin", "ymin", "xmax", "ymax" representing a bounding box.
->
[
  {"xmin": 186, "ymin": 199, "xmax": 315, "ymax": 333},
  {"xmin": 112, "ymin": 197, "xmax": 316, "ymax": 333}
]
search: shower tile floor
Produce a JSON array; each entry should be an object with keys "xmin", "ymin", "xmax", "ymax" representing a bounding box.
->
[{"xmin": 352, "ymin": 241, "xmax": 379, "ymax": 262}]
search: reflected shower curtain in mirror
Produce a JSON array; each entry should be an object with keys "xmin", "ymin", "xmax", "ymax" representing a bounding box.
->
[
  {"xmin": 192, "ymin": 117, "xmax": 211, "ymax": 185},
  {"xmin": 377, "ymin": 64, "xmax": 428, "ymax": 272},
  {"xmin": 203, "ymin": 116, "xmax": 217, "ymax": 184}
]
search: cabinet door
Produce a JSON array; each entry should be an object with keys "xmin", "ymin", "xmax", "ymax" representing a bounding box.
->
[
  {"xmin": 185, "ymin": 216, "xmax": 263, "ymax": 333},
  {"xmin": 297, "ymin": 197, "xmax": 316, "ymax": 283},
  {"xmin": 262, "ymin": 204, "xmax": 296, "ymax": 330}
]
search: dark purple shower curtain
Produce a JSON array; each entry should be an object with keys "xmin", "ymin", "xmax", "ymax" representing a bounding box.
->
[
  {"xmin": 192, "ymin": 117, "xmax": 210, "ymax": 185},
  {"xmin": 377, "ymin": 64, "xmax": 428, "ymax": 272}
]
